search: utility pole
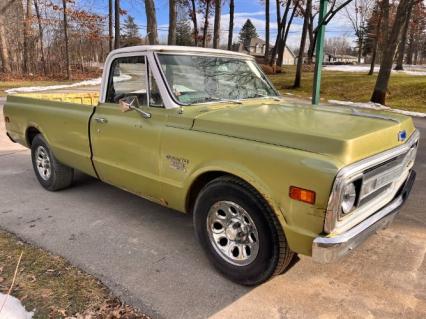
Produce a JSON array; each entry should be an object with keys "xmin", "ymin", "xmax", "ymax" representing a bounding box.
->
[{"xmin": 312, "ymin": 0, "xmax": 329, "ymax": 105}]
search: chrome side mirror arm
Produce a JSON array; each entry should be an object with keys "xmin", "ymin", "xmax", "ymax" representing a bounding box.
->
[{"xmin": 119, "ymin": 96, "xmax": 151, "ymax": 119}]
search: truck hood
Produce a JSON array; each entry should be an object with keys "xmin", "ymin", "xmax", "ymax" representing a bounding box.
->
[{"xmin": 190, "ymin": 101, "xmax": 416, "ymax": 165}]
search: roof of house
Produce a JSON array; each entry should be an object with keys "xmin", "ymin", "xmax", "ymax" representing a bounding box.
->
[{"xmin": 236, "ymin": 37, "xmax": 295, "ymax": 58}]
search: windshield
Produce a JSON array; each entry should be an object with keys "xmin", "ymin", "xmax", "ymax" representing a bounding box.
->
[{"xmin": 157, "ymin": 54, "xmax": 278, "ymax": 105}]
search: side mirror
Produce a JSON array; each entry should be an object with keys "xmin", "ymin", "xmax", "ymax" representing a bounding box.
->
[{"xmin": 119, "ymin": 96, "xmax": 151, "ymax": 119}]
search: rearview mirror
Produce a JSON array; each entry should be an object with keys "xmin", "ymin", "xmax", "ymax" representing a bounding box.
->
[{"xmin": 118, "ymin": 96, "xmax": 151, "ymax": 119}]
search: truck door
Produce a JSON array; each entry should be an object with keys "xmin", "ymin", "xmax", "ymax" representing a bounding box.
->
[{"xmin": 90, "ymin": 54, "xmax": 167, "ymax": 202}]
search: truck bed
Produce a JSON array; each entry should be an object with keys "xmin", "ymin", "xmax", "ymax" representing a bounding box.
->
[{"xmin": 4, "ymin": 94, "xmax": 97, "ymax": 177}]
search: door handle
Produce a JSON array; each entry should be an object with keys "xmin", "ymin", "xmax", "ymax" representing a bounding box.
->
[{"xmin": 94, "ymin": 117, "xmax": 108, "ymax": 124}]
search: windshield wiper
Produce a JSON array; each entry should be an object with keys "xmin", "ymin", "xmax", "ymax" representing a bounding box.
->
[{"xmin": 205, "ymin": 96, "xmax": 243, "ymax": 104}]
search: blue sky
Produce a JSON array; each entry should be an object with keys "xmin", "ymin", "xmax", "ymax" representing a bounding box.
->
[{"xmin": 81, "ymin": 0, "xmax": 356, "ymax": 49}]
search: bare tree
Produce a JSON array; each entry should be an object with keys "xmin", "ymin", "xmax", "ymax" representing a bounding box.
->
[
  {"xmin": 294, "ymin": 0, "xmax": 311, "ymax": 88},
  {"xmin": 265, "ymin": 0, "xmax": 270, "ymax": 59},
  {"xmin": 0, "ymin": 0, "xmax": 13, "ymax": 73},
  {"xmin": 345, "ymin": 0, "xmax": 373, "ymax": 63},
  {"xmin": 227, "ymin": 0, "xmax": 234, "ymax": 50},
  {"xmin": 190, "ymin": 0, "xmax": 199, "ymax": 46},
  {"xmin": 213, "ymin": 0, "xmax": 221, "ymax": 48},
  {"xmin": 276, "ymin": 2, "xmax": 297, "ymax": 66},
  {"xmin": 23, "ymin": 0, "xmax": 32, "ymax": 74},
  {"xmin": 114, "ymin": 0, "xmax": 120, "ymax": 48},
  {"xmin": 270, "ymin": 0, "xmax": 292, "ymax": 66},
  {"xmin": 34, "ymin": 0, "xmax": 46, "ymax": 75},
  {"xmin": 109, "ymin": 0, "xmax": 113, "ymax": 51},
  {"xmin": 169, "ymin": 0, "xmax": 177, "ymax": 45},
  {"xmin": 62, "ymin": 0, "xmax": 71, "ymax": 79},
  {"xmin": 145, "ymin": 0, "xmax": 159, "ymax": 44},
  {"xmin": 371, "ymin": 0, "xmax": 417, "ymax": 104},
  {"xmin": 394, "ymin": 3, "xmax": 413, "ymax": 70},
  {"xmin": 306, "ymin": 0, "xmax": 353, "ymax": 64},
  {"xmin": 202, "ymin": 0, "xmax": 211, "ymax": 47},
  {"xmin": 270, "ymin": 0, "xmax": 299, "ymax": 67},
  {"xmin": 368, "ymin": 7, "xmax": 382, "ymax": 75}
]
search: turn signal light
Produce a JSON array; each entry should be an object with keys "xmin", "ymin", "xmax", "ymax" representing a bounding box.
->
[{"xmin": 289, "ymin": 186, "xmax": 316, "ymax": 204}]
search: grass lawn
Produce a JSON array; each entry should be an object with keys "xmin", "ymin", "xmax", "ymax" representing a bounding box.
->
[
  {"xmin": 0, "ymin": 80, "xmax": 74, "ymax": 97},
  {"xmin": 0, "ymin": 230, "xmax": 149, "ymax": 318},
  {"xmin": 269, "ymin": 67, "xmax": 426, "ymax": 113}
]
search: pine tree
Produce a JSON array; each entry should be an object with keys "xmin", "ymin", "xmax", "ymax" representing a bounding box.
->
[
  {"xmin": 176, "ymin": 19, "xmax": 193, "ymax": 46},
  {"xmin": 239, "ymin": 19, "xmax": 258, "ymax": 45},
  {"xmin": 122, "ymin": 15, "xmax": 141, "ymax": 46},
  {"xmin": 123, "ymin": 16, "xmax": 139, "ymax": 38}
]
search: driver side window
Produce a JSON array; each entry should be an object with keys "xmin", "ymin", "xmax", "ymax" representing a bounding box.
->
[{"xmin": 106, "ymin": 56, "xmax": 147, "ymax": 105}]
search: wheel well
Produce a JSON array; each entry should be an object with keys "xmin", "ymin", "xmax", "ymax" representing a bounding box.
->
[
  {"xmin": 26, "ymin": 127, "xmax": 41, "ymax": 146},
  {"xmin": 186, "ymin": 171, "xmax": 229, "ymax": 214}
]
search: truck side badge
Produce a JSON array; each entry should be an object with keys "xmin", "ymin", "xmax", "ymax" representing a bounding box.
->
[{"xmin": 166, "ymin": 155, "xmax": 189, "ymax": 172}]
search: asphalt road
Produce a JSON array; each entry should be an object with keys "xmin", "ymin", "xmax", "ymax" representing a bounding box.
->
[{"xmin": 0, "ymin": 98, "xmax": 425, "ymax": 319}]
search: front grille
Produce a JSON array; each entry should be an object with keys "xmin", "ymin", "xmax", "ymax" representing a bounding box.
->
[{"xmin": 353, "ymin": 144, "xmax": 417, "ymax": 215}]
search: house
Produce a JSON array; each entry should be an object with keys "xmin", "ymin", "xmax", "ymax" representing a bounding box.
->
[
  {"xmin": 233, "ymin": 37, "xmax": 296, "ymax": 65},
  {"xmin": 325, "ymin": 54, "xmax": 360, "ymax": 64}
]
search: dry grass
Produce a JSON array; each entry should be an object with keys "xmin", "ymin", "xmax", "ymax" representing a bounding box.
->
[
  {"xmin": 269, "ymin": 66, "xmax": 426, "ymax": 113},
  {"xmin": 0, "ymin": 230, "xmax": 149, "ymax": 319}
]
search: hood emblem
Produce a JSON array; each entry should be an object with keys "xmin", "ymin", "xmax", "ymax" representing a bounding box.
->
[{"xmin": 398, "ymin": 130, "xmax": 407, "ymax": 142}]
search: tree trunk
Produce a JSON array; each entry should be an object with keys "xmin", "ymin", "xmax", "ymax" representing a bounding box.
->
[
  {"xmin": 357, "ymin": 36, "xmax": 363, "ymax": 64},
  {"xmin": 369, "ymin": 12, "xmax": 382, "ymax": 76},
  {"xmin": 294, "ymin": 0, "xmax": 311, "ymax": 88},
  {"xmin": 277, "ymin": 3, "xmax": 296, "ymax": 67},
  {"xmin": 307, "ymin": 13, "xmax": 315, "ymax": 64},
  {"xmin": 394, "ymin": 4, "xmax": 412, "ymax": 70},
  {"xmin": 23, "ymin": 0, "xmax": 32, "ymax": 74},
  {"xmin": 109, "ymin": 0, "xmax": 113, "ymax": 51},
  {"xmin": 371, "ymin": 0, "xmax": 415, "ymax": 104},
  {"xmin": 34, "ymin": 0, "xmax": 46, "ymax": 76},
  {"xmin": 273, "ymin": 0, "xmax": 292, "ymax": 66},
  {"xmin": 213, "ymin": 0, "xmax": 221, "ymax": 48},
  {"xmin": 145, "ymin": 0, "xmax": 159, "ymax": 44},
  {"xmin": 202, "ymin": 2, "xmax": 210, "ymax": 47},
  {"xmin": 190, "ymin": 0, "xmax": 198, "ymax": 46},
  {"xmin": 168, "ymin": 0, "xmax": 176, "ymax": 45},
  {"xmin": 227, "ymin": 0, "xmax": 234, "ymax": 50},
  {"xmin": 406, "ymin": 25, "xmax": 414, "ymax": 64},
  {"xmin": 114, "ymin": 0, "xmax": 120, "ymax": 48},
  {"xmin": 62, "ymin": 0, "xmax": 71, "ymax": 80},
  {"xmin": 0, "ymin": 1, "xmax": 12, "ymax": 73},
  {"xmin": 265, "ymin": 0, "xmax": 270, "ymax": 59}
]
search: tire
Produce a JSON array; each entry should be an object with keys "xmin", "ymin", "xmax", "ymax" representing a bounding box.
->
[
  {"xmin": 31, "ymin": 134, "xmax": 73, "ymax": 191},
  {"xmin": 193, "ymin": 176, "xmax": 294, "ymax": 286}
]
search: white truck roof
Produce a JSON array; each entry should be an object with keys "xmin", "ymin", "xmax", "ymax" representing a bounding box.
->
[{"xmin": 110, "ymin": 45, "xmax": 253, "ymax": 59}]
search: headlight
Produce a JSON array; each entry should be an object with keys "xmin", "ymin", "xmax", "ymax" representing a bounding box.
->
[{"xmin": 341, "ymin": 182, "xmax": 357, "ymax": 214}]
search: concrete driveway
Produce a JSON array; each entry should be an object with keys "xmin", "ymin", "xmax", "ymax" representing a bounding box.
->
[{"xmin": 0, "ymin": 98, "xmax": 425, "ymax": 319}]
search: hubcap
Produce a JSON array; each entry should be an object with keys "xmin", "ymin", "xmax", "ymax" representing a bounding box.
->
[
  {"xmin": 206, "ymin": 201, "xmax": 259, "ymax": 266},
  {"xmin": 35, "ymin": 146, "xmax": 51, "ymax": 180}
]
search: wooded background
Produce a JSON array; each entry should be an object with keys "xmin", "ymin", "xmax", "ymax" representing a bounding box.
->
[{"xmin": 0, "ymin": 0, "xmax": 425, "ymax": 104}]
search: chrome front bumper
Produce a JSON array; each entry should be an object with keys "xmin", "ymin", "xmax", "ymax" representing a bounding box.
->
[{"xmin": 312, "ymin": 170, "xmax": 416, "ymax": 263}]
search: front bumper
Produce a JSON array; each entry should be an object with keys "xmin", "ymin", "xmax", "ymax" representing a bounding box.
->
[{"xmin": 312, "ymin": 170, "xmax": 416, "ymax": 263}]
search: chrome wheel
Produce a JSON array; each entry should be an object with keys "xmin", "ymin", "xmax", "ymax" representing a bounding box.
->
[
  {"xmin": 206, "ymin": 201, "xmax": 259, "ymax": 266},
  {"xmin": 35, "ymin": 146, "xmax": 51, "ymax": 181}
]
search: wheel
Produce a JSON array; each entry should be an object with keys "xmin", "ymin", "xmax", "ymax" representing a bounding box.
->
[
  {"xmin": 31, "ymin": 134, "xmax": 73, "ymax": 191},
  {"xmin": 193, "ymin": 176, "xmax": 294, "ymax": 285}
]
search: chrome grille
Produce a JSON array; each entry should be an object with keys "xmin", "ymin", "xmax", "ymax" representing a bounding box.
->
[{"xmin": 339, "ymin": 142, "xmax": 418, "ymax": 220}]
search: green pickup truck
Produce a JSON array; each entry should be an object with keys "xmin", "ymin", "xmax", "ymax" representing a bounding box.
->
[{"xmin": 4, "ymin": 46, "xmax": 419, "ymax": 285}]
